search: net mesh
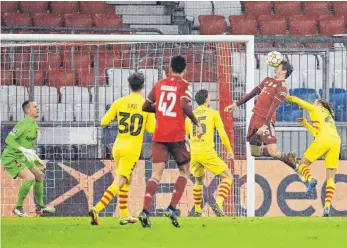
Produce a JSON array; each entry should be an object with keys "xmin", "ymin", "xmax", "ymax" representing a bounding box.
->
[{"xmin": 0, "ymin": 40, "xmax": 248, "ymax": 217}]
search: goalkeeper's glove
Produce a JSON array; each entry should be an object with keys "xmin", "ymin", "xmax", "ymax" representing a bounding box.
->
[
  {"xmin": 18, "ymin": 146, "xmax": 37, "ymax": 162},
  {"xmin": 33, "ymin": 155, "xmax": 45, "ymax": 169}
]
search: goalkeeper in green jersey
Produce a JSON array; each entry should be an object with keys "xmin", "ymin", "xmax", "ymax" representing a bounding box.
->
[{"xmin": 1, "ymin": 100, "xmax": 55, "ymax": 217}]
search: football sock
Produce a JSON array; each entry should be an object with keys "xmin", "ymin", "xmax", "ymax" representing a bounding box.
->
[
  {"xmin": 169, "ymin": 176, "xmax": 188, "ymax": 209},
  {"xmin": 193, "ymin": 184, "xmax": 203, "ymax": 213},
  {"xmin": 16, "ymin": 180, "xmax": 34, "ymax": 207},
  {"xmin": 119, "ymin": 184, "xmax": 130, "ymax": 218},
  {"xmin": 143, "ymin": 179, "xmax": 159, "ymax": 213},
  {"xmin": 216, "ymin": 178, "xmax": 232, "ymax": 207},
  {"xmin": 95, "ymin": 184, "xmax": 119, "ymax": 213},
  {"xmin": 279, "ymin": 152, "xmax": 297, "ymax": 170},
  {"xmin": 298, "ymin": 164, "xmax": 313, "ymax": 182},
  {"xmin": 324, "ymin": 179, "xmax": 335, "ymax": 208},
  {"xmin": 33, "ymin": 180, "xmax": 44, "ymax": 207}
]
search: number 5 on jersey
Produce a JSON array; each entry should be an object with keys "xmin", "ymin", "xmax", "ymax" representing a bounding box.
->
[{"xmin": 158, "ymin": 91, "xmax": 177, "ymax": 117}]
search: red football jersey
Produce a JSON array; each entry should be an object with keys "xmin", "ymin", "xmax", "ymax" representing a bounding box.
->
[
  {"xmin": 253, "ymin": 77, "xmax": 288, "ymax": 122},
  {"xmin": 146, "ymin": 75, "xmax": 192, "ymax": 142}
]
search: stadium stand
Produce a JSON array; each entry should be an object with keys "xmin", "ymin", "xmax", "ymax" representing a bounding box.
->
[
  {"xmin": 302, "ymin": 1, "xmax": 330, "ymax": 17},
  {"xmin": 1, "ymin": 1, "xmax": 18, "ymax": 13},
  {"xmin": 2, "ymin": 12, "xmax": 32, "ymax": 26},
  {"xmin": 93, "ymin": 14, "xmax": 123, "ymax": 28},
  {"xmin": 243, "ymin": 1, "xmax": 272, "ymax": 19},
  {"xmin": 50, "ymin": 1, "xmax": 79, "ymax": 14},
  {"xmin": 33, "ymin": 13, "xmax": 63, "ymax": 27},
  {"xmin": 19, "ymin": 1, "xmax": 49, "ymax": 13},
  {"xmin": 199, "ymin": 15, "xmax": 226, "ymax": 35},
  {"xmin": 79, "ymin": 1, "xmax": 115, "ymax": 14},
  {"xmin": 273, "ymin": 1, "xmax": 302, "ymax": 19},
  {"xmin": 64, "ymin": 13, "xmax": 93, "ymax": 28}
]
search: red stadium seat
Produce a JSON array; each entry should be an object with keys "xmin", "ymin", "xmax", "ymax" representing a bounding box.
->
[
  {"xmin": 288, "ymin": 15, "xmax": 312, "ymax": 22},
  {"xmin": 319, "ymin": 19, "xmax": 346, "ymax": 35},
  {"xmin": 243, "ymin": 1, "xmax": 272, "ymax": 18},
  {"xmin": 48, "ymin": 69, "xmax": 75, "ymax": 87},
  {"xmin": 290, "ymin": 20, "xmax": 317, "ymax": 35},
  {"xmin": 50, "ymin": 1, "xmax": 79, "ymax": 14},
  {"xmin": 184, "ymin": 64, "xmax": 217, "ymax": 82},
  {"xmin": 274, "ymin": 2, "xmax": 302, "ymax": 19},
  {"xmin": 14, "ymin": 53, "xmax": 30, "ymax": 69},
  {"xmin": 2, "ymin": 13, "xmax": 32, "ymax": 26},
  {"xmin": 76, "ymin": 69, "xmax": 106, "ymax": 87},
  {"xmin": 33, "ymin": 13, "xmax": 63, "ymax": 27},
  {"xmin": 199, "ymin": 15, "xmax": 226, "ymax": 35},
  {"xmin": 79, "ymin": 1, "xmax": 114, "ymax": 14},
  {"xmin": 1, "ymin": 1, "xmax": 19, "ymax": 13},
  {"xmin": 93, "ymin": 14, "xmax": 122, "ymax": 28},
  {"xmin": 20, "ymin": 1, "xmax": 49, "ymax": 13},
  {"xmin": 15, "ymin": 70, "xmax": 45, "ymax": 87},
  {"xmin": 259, "ymin": 19, "xmax": 288, "ymax": 35},
  {"xmin": 302, "ymin": 1, "xmax": 330, "ymax": 16},
  {"xmin": 39, "ymin": 52, "xmax": 62, "ymax": 69},
  {"xmin": 63, "ymin": 52, "xmax": 92, "ymax": 69},
  {"xmin": 333, "ymin": 2, "xmax": 347, "ymax": 16},
  {"xmin": 229, "ymin": 16, "xmax": 257, "ymax": 35},
  {"xmin": 1, "ymin": 70, "xmax": 15, "ymax": 85},
  {"xmin": 98, "ymin": 52, "xmax": 122, "ymax": 70},
  {"xmin": 258, "ymin": 15, "xmax": 286, "ymax": 23},
  {"xmin": 64, "ymin": 14, "xmax": 93, "ymax": 28},
  {"xmin": 316, "ymin": 15, "xmax": 345, "ymax": 24}
]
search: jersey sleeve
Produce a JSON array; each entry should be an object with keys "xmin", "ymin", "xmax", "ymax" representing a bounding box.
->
[
  {"xmin": 143, "ymin": 86, "xmax": 156, "ymax": 113},
  {"xmin": 101, "ymin": 100, "xmax": 118, "ymax": 127},
  {"xmin": 5, "ymin": 122, "xmax": 25, "ymax": 150},
  {"xmin": 185, "ymin": 117, "xmax": 191, "ymax": 138},
  {"xmin": 215, "ymin": 111, "xmax": 233, "ymax": 153},
  {"xmin": 180, "ymin": 83, "xmax": 193, "ymax": 102},
  {"xmin": 286, "ymin": 96, "xmax": 315, "ymax": 112},
  {"xmin": 264, "ymin": 86, "xmax": 287, "ymax": 124},
  {"xmin": 236, "ymin": 77, "xmax": 268, "ymax": 106},
  {"xmin": 145, "ymin": 113, "xmax": 156, "ymax": 134},
  {"xmin": 302, "ymin": 119, "xmax": 317, "ymax": 137}
]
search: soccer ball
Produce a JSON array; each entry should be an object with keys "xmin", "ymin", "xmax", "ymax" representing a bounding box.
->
[{"xmin": 266, "ymin": 51, "xmax": 283, "ymax": 67}]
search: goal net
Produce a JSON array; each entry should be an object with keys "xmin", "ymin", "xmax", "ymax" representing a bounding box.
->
[{"xmin": 0, "ymin": 34, "xmax": 254, "ymax": 217}]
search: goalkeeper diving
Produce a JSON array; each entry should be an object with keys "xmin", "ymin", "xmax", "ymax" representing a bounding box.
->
[
  {"xmin": 185, "ymin": 89, "xmax": 234, "ymax": 217},
  {"xmin": 1, "ymin": 100, "xmax": 55, "ymax": 217}
]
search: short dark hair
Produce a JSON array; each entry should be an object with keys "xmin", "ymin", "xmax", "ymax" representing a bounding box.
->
[
  {"xmin": 128, "ymin": 72, "xmax": 144, "ymax": 92},
  {"xmin": 281, "ymin": 61, "xmax": 293, "ymax": 79},
  {"xmin": 171, "ymin": 55, "xmax": 187, "ymax": 73},
  {"xmin": 22, "ymin": 100, "xmax": 33, "ymax": 113},
  {"xmin": 195, "ymin": 89, "xmax": 209, "ymax": 106}
]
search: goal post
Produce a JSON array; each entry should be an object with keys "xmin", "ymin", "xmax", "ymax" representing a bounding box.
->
[{"xmin": 1, "ymin": 34, "xmax": 255, "ymax": 217}]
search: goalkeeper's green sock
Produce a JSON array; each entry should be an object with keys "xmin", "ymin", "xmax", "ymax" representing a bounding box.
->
[
  {"xmin": 34, "ymin": 180, "xmax": 44, "ymax": 207},
  {"xmin": 16, "ymin": 180, "xmax": 34, "ymax": 207}
]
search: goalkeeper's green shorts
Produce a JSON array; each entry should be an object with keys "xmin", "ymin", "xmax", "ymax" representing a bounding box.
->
[{"xmin": 1, "ymin": 154, "xmax": 34, "ymax": 179}]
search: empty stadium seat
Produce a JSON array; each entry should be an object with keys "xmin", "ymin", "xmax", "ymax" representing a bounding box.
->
[
  {"xmin": 64, "ymin": 14, "xmax": 93, "ymax": 27},
  {"xmin": 34, "ymin": 86, "xmax": 59, "ymax": 105},
  {"xmin": 185, "ymin": 64, "xmax": 217, "ymax": 82},
  {"xmin": 77, "ymin": 69, "xmax": 106, "ymax": 87},
  {"xmin": 243, "ymin": 1, "xmax": 272, "ymax": 18},
  {"xmin": 63, "ymin": 52, "xmax": 92, "ymax": 69},
  {"xmin": 50, "ymin": 1, "xmax": 79, "ymax": 14},
  {"xmin": 74, "ymin": 103, "xmax": 105, "ymax": 121},
  {"xmin": 15, "ymin": 70, "xmax": 45, "ymax": 87},
  {"xmin": 199, "ymin": 15, "xmax": 226, "ymax": 35},
  {"xmin": 79, "ymin": 1, "xmax": 114, "ymax": 14},
  {"xmin": 98, "ymin": 52, "xmax": 123, "ymax": 70},
  {"xmin": 1, "ymin": 70, "xmax": 14, "ymax": 85},
  {"xmin": 2, "ymin": 13, "xmax": 32, "ymax": 26},
  {"xmin": 274, "ymin": 1, "xmax": 302, "ymax": 19},
  {"xmin": 184, "ymin": 1, "xmax": 212, "ymax": 26},
  {"xmin": 302, "ymin": 1, "xmax": 330, "ymax": 16},
  {"xmin": 20, "ymin": 1, "xmax": 49, "ymax": 13},
  {"xmin": 60, "ymin": 86, "xmax": 90, "ymax": 104},
  {"xmin": 229, "ymin": 16, "xmax": 257, "ymax": 35},
  {"xmin": 0, "ymin": 86, "xmax": 28, "ymax": 105},
  {"xmin": 1, "ymin": 1, "xmax": 18, "ymax": 13},
  {"xmin": 319, "ymin": 19, "xmax": 346, "ymax": 36},
  {"xmin": 107, "ymin": 68, "xmax": 134, "ymax": 89},
  {"xmin": 33, "ymin": 13, "xmax": 63, "ymax": 27},
  {"xmin": 289, "ymin": 20, "xmax": 317, "ymax": 35},
  {"xmin": 91, "ymin": 86, "xmax": 121, "ymax": 105},
  {"xmin": 213, "ymin": 1, "xmax": 242, "ymax": 24},
  {"xmin": 259, "ymin": 19, "xmax": 288, "ymax": 35},
  {"xmin": 276, "ymin": 102, "xmax": 303, "ymax": 122},
  {"xmin": 290, "ymin": 88, "xmax": 318, "ymax": 101},
  {"xmin": 93, "ymin": 14, "xmax": 122, "ymax": 28},
  {"xmin": 39, "ymin": 52, "xmax": 62, "ymax": 69},
  {"xmin": 333, "ymin": 2, "xmax": 347, "ymax": 17},
  {"xmin": 319, "ymin": 88, "xmax": 347, "ymax": 121},
  {"xmin": 258, "ymin": 15, "xmax": 286, "ymax": 23},
  {"xmin": 48, "ymin": 69, "xmax": 75, "ymax": 87},
  {"xmin": 43, "ymin": 103, "xmax": 73, "ymax": 121}
]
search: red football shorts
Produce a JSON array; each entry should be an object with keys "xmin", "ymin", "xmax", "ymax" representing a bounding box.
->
[
  {"xmin": 246, "ymin": 114, "xmax": 277, "ymax": 146},
  {"xmin": 151, "ymin": 140, "xmax": 190, "ymax": 166}
]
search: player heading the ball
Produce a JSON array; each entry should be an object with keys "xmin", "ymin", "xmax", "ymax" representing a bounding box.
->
[
  {"xmin": 186, "ymin": 89, "xmax": 234, "ymax": 217},
  {"xmin": 138, "ymin": 55, "xmax": 203, "ymax": 228},
  {"xmin": 1, "ymin": 100, "xmax": 55, "ymax": 217},
  {"xmin": 89, "ymin": 72, "xmax": 156, "ymax": 226},
  {"xmin": 225, "ymin": 58, "xmax": 303, "ymax": 179}
]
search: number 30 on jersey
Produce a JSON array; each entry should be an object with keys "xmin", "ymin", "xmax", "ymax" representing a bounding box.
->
[{"xmin": 158, "ymin": 91, "xmax": 177, "ymax": 117}]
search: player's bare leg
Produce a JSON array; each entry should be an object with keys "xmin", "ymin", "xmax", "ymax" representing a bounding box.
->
[
  {"xmin": 139, "ymin": 162, "xmax": 165, "ymax": 228},
  {"xmin": 13, "ymin": 168, "xmax": 36, "ymax": 217},
  {"xmin": 212, "ymin": 169, "xmax": 233, "ymax": 217},
  {"xmin": 164, "ymin": 163, "xmax": 189, "ymax": 228},
  {"xmin": 323, "ymin": 168, "xmax": 337, "ymax": 217},
  {"xmin": 193, "ymin": 176, "xmax": 205, "ymax": 217}
]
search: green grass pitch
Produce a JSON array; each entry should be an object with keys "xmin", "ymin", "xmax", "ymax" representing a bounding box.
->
[{"xmin": 2, "ymin": 217, "xmax": 347, "ymax": 248}]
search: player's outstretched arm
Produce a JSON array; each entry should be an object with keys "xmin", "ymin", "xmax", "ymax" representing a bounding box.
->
[
  {"xmin": 297, "ymin": 118, "xmax": 317, "ymax": 137},
  {"xmin": 215, "ymin": 112, "xmax": 234, "ymax": 158},
  {"xmin": 286, "ymin": 96, "xmax": 315, "ymax": 112},
  {"xmin": 101, "ymin": 101, "xmax": 118, "ymax": 127}
]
